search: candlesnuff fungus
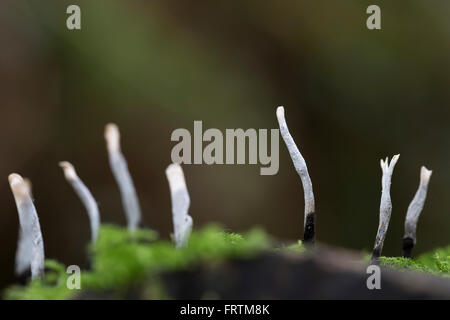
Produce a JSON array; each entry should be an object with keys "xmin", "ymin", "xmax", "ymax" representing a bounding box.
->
[
  {"xmin": 105, "ymin": 123, "xmax": 142, "ymax": 232},
  {"xmin": 59, "ymin": 161, "xmax": 100, "ymax": 243},
  {"xmin": 402, "ymin": 166, "xmax": 432, "ymax": 258},
  {"xmin": 165, "ymin": 163, "xmax": 193, "ymax": 248},
  {"xmin": 371, "ymin": 154, "xmax": 400, "ymax": 264},
  {"xmin": 8, "ymin": 174, "xmax": 45, "ymax": 279},
  {"xmin": 276, "ymin": 106, "xmax": 316, "ymax": 245}
]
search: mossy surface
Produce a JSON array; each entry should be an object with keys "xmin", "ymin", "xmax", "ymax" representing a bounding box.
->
[
  {"xmin": 3, "ymin": 224, "xmax": 271, "ymax": 300},
  {"xmin": 6, "ymin": 223, "xmax": 450, "ymax": 300},
  {"xmin": 379, "ymin": 246, "xmax": 450, "ymax": 276},
  {"xmin": 277, "ymin": 240, "xmax": 306, "ymax": 253}
]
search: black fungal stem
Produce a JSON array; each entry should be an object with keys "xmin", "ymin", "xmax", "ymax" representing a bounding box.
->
[
  {"xmin": 302, "ymin": 213, "xmax": 315, "ymax": 245},
  {"xmin": 402, "ymin": 237, "xmax": 414, "ymax": 259}
]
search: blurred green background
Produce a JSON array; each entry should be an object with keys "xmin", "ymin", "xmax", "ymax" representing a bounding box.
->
[{"xmin": 1, "ymin": 0, "xmax": 450, "ymax": 291}]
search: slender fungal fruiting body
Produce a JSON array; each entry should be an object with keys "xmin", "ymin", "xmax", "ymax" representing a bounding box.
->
[
  {"xmin": 165, "ymin": 163, "xmax": 193, "ymax": 248},
  {"xmin": 105, "ymin": 123, "xmax": 142, "ymax": 232},
  {"xmin": 8, "ymin": 174, "xmax": 45, "ymax": 279},
  {"xmin": 402, "ymin": 166, "xmax": 432, "ymax": 258},
  {"xmin": 276, "ymin": 106, "xmax": 316, "ymax": 245},
  {"xmin": 371, "ymin": 154, "xmax": 400, "ymax": 264},
  {"xmin": 59, "ymin": 161, "xmax": 100, "ymax": 242}
]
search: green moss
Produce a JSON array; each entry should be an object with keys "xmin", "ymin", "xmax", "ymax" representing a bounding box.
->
[
  {"xmin": 5, "ymin": 260, "xmax": 74, "ymax": 300},
  {"xmin": 379, "ymin": 256, "xmax": 433, "ymax": 273},
  {"xmin": 416, "ymin": 246, "xmax": 450, "ymax": 274},
  {"xmin": 4, "ymin": 224, "xmax": 271, "ymax": 300},
  {"xmin": 6, "ymin": 223, "xmax": 449, "ymax": 300},
  {"xmin": 379, "ymin": 246, "xmax": 450, "ymax": 277},
  {"xmin": 279, "ymin": 240, "xmax": 306, "ymax": 253}
]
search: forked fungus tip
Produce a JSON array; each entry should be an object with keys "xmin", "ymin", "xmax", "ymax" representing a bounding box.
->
[{"xmin": 420, "ymin": 166, "xmax": 432, "ymax": 184}]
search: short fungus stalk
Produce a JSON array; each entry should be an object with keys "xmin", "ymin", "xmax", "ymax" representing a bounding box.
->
[
  {"xmin": 276, "ymin": 106, "xmax": 316, "ymax": 245},
  {"xmin": 59, "ymin": 161, "xmax": 100, "ymax": 243},
  {"xmin": 105, "ymin": 123, "xmax": 142, "ymax": 232},
  {"xmin": 165, "ymin": 163, "xmax": 193, "ymax": 248},
  {"xmin": 402, "ymin": 166, "xmax": 432, "ymax": 258},
  {"xmin": 370, "ymin": 154, "xmax": 400, "ymax": 264},
  {"xmin": 8, "ymin": 173, "xmax": 45, "ymax": 280}
]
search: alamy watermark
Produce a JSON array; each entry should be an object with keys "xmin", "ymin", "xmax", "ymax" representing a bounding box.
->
[
  {"xmin": 366, "ymin": 5, "xmax": 381, "ymax": 30},
  {"xmin": 366, "ymin": 265, "xmax": 381, "ymax": 290},
  {"xmin": 66, "ymin": 265, "xmax": 81, "ymax": 290},
  {"xmin": 170, "ymin": 121, "xmax": 279, "ymax": 175},
  {"xmin": 66, "ymin": 5, "xmax": 81, "ymax": 30}
]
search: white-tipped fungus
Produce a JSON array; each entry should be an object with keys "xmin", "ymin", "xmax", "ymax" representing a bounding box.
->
[
  {"xmin": 59, "ymin": 161, "xmax": 100, "ymax": 242},
  {"xmin": 276, "ymin": 106, "xmax": 316, "ymax": 244},
  {"xmin": 105, "ymin": 123, "xmax": 142, "ymax": 231},
  {"xmin": 402, "ymin": 166, "xmax": 432, "ymax": 257},
  {"xmin": 8, "ymin": 173, "xmax": 45, "ymax": 279},
  {"xmin": 371, "ymin": 154, "xmax": 400, "ymax": 262},
  {"xmin": 165, "ymin": 163, "xmax": 192, "ymax": 248}
]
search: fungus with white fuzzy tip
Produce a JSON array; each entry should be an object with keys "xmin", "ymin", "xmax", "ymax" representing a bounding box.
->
[
  {"xmin": 370, "ymin": 154, "xmax": 400, "ymax": 264},
  {"xmin": 402, "ymin": 166, "xmax": 432, "ymax": 258},
  {"xmin": 104, "ymin": 123, "xmax": 142, "ymax": 232},
  {"xmin": 276, "ymin": 106, "xmax": 316, "ymax": 245},
  {"xmin": 165, "ymin": 163, "xmax": 193, "ymax": 248},
  {"xmin": 59, "ymin": 161, "xmax": 100, "ymax": 243},
  {"xmin": 8, "ymin": 173, "xmax": 45, "ymax": 279}
]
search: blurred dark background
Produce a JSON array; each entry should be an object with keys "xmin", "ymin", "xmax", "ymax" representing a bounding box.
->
[{"xmin": 1, "ymin": 0, "xmax": 450, "ymax": 291}]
